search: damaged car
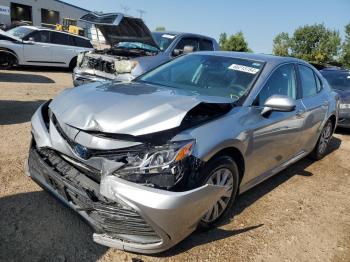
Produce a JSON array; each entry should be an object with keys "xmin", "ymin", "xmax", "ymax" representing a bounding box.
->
[
  {"xmin": 27, "ymin": 52, "xmax": 339, "ymax": 254},
  {"xmin": 73, "ymin": 12, "xmax": 219, "ymax": 86}
]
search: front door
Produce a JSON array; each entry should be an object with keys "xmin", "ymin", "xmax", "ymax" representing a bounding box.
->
[
  {"xmin": 23, "ymin": 30, "xmax": 51, "ymax": 63},
  {"xmin": 244, "ymin": 63, "xmax": 306, "ymax": 183}
]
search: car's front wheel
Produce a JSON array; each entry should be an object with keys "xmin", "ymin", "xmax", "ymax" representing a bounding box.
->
[
  {"xmin": 310, "ymin": 119, "xmax": 334, "ymax": 160},
  {"xmin": 196, "ymin": 156, "xmax": 239, "ymax": 228}
]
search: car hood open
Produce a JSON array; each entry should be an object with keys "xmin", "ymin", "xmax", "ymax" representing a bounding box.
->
[
  {"xmin": 49, "ymin": 82, "xmax": 233, "ymax": 138},
  {"xmin": 80, "ymin": 12, "xmax": 159, "ymax": 49}
]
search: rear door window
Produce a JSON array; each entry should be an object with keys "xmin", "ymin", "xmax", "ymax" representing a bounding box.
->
[
  {"xmin": 299, "ymin": 65, "xmax": 319, "ymax": 97},
  {"xmin": 50, "ymin": 32, "xmax": 70, "ymax": 46},
  {"xmin": 200, "ymin": 39, "xmax": 214, "ymax": 51},
  {"xmin": 74, "ymin": 37, "xmax": 93, "ymax": 48}
]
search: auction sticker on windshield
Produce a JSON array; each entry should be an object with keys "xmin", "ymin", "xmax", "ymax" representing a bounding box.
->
[{"xmin": 228, "ymin": 64, "xmax": 260, "ymax": 74}]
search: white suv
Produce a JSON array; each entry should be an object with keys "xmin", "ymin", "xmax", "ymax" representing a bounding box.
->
[{"xmin": 0, "ymin": 26, "xmax": 94, "ymax": 69}]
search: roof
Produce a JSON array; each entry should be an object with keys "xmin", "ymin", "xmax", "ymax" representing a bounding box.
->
[
  {"xmin": 54, "ymin": 0, "xmax": 90, "ymax": 13},
  {"xmin": 152, "ymin": 31, "xmax": 216, "ymax": 40}
]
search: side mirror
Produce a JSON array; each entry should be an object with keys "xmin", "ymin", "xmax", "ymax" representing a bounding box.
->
[
  {"xmin": 172, "ymin": 49, "xmax": 182, "ymax": 57},
  {"xmin": 261, "ymin": 95, "xmax": 296, "ymax": 116},
  {"xmin": 24, "ymin": 37, "xmax": 35, "ymax": 44}
]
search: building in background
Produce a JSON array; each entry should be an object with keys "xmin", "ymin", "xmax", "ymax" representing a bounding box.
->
[{"xmin": 0, "ymin": 0, "xmax": 89, "ymax": 29}]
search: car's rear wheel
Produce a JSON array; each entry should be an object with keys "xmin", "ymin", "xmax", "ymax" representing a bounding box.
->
[
  {"xmin": 309, "ymin": 120, "xmax": 333, "ymax": 160},
  {"xmin": 196, "ymin": 156, "xmax": 239, "ymax": 228}
]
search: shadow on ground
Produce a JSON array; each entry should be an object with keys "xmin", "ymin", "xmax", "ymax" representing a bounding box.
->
[
  {"xmin": 0, "ymin": 138, "xmax": 342, "ymax": 261},
  {"xmin": 0, "ymin": 191, "xmax": 108, "ymax": 262},
  {"xmin": 0, "ymin": 100, "xmax": 45, "ymax": 125},
  {"xmin": 0, "ymin": 71, "xmax": 55, "ymax": 83}
]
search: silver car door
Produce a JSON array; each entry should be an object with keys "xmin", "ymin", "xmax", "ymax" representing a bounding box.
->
[
  {"xmin": 244, "ymin": 63, "xmax": 306, "ymax": 184},
  {"xmin": 297, "ymin": 64, "xmax": 329, "ymax": 152}
]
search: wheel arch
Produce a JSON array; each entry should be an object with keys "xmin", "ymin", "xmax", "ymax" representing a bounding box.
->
[
  {"xmin": 0, "ymin": 47, "xmax": 19, "ymax": 63},
  {"xmin": 207, "ymin": 147, "xmax": 245, "ymax": 184}
]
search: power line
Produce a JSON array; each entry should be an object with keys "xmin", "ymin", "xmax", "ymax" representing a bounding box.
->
[{"xmin": 137, "ymin": 9, "xmax": 146, "ymax": 19}]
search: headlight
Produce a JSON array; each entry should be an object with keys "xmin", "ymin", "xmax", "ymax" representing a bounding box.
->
[
  {"xmin": 340, "ymin": 103, "xmax": 350, "ymax": 109},
  {"xmin": 77, "ymin": 52, "xmax": 85, "ymax": 66},
  {"xmin": 114, "ymin": 60, "xmax": 138, "ymax": 74},
  {"xmin": 113, "ymin": 140, "xmax": 195, "ymax": 188}
]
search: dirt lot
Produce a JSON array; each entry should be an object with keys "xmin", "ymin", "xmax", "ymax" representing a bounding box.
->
[{"xmin": 0, "ymin": 68, "xmax": 349, "ymax": 262}]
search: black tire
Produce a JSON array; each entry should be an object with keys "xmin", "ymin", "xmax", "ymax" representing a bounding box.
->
[
  {"xmin": 194, "ymin": 155, "xmax": 240, "ymax": 228},
  {"xmin": 309, "ymin": 120, "xmax": 333, "ymax": 160},
  {"xmin": 68, "ymin": 57, "xmax": 77, "ymax": 71},
  {"xmin": 0, "ymin": 52, "xmax": 17, "ymax": 69}
]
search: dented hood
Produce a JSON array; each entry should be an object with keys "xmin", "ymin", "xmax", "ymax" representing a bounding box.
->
[
  {"xmin": 80, "ymin": 12, "xmax": 159, "ymax": 49},
  {"xmin": 49, "ymin": 82, "xmax": 232, "ymax": 137}
]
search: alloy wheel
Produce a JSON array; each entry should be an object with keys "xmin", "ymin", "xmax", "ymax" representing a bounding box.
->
[
  {"xmin": 202, "ymin": 168, "xmax": 234, "ymax": 223},
  {"xmin": 318, "ymin": 123, "xmax": 332, "ymax": 155}
]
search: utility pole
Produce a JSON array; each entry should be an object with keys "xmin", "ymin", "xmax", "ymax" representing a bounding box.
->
[
  {"xmin": 120, "ymin": 5, "xmax": 130, "ymax": 15},
  {"xmin": 137, "ymin": 9, "xmax": 146, "ymax": 19}
]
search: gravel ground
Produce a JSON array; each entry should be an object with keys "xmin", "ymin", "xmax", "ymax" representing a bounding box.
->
[{"xmin": 0, "ymin": 68, "xmax": 349, "ymax": 262}]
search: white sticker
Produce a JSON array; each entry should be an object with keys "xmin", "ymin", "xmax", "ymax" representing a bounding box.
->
[
  {"xmin": 162, "ymin": 34, "xmax": 176, "ymax": 39},
  {"xmin": 347, "ymin": 75, "xmax": 350, "ymax": 79},
  {"xmin": 228, "ymin": 64, "xmax": 260, "ymax": 74},
  {"xmin": 0, "ymin": 5, "xmax": 10, "ymax": 15}
]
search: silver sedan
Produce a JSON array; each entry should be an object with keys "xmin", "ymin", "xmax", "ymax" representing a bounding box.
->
[{"xmin": 27, "ymin": 52, "xmax": 339, "ymax": 254}]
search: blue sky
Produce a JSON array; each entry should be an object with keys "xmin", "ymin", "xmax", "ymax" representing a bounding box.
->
[{"xmin": 65, "ymin": 0, "xmax": 350, "ymax": 54}]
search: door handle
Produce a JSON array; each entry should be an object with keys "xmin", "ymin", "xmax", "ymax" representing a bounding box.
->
[{"xmin": 295, "ymin": 109, "xmax": 305, "ymax": 118}]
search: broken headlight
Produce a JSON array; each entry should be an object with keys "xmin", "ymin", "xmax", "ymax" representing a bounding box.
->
[
  {"xmin": 77, "ymin": 52, "xmax": 85, "ymax": 66},
  {"xmin": 114, "ymin": 140, "xmax": 195, "ymax": 188},
  {"xmin": 114, "ymin": 60, "xmax": 138, "ymax": 74}
]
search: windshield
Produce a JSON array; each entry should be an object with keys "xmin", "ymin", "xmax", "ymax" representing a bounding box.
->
[
  {"xmin": 151, "ymin": 32, "xmax": 177, "ymax": 51},
  {"xmin": 6, "ymin": 27, "xmax": 34, "ymax": 39},
  {"xmin": 321, "ymin": 71, "xmax": 350, "ymax": 90},
  {"xmin": 114, "ymin": 42, "xmax": 159, "ymax": 52},
  {"xmin": 138, "ymin": 54, "xmax": 264, "ymax": 101}
]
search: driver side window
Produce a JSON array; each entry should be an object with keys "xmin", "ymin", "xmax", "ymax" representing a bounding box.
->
[{"xmin": 257, "ymin": 64, "xmax": 297, "ymax": 106}]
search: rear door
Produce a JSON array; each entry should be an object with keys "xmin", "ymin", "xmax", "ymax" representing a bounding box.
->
[
  {"xmin": 297, "ymin": 64, "xmax": 329, "ymax": 151},
  {"xmin": 49, "ymin": 32, "xmax": 77, "ymax": 66},
  {"xmin": 22, "ymin": 30, "xmax": 52, "ymax": 63}
]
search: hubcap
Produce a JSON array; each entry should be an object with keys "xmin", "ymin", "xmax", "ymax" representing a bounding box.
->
[
  {"xmin": 202, "ymin": 168, "xmax": 234, "ymax": 223},
  {"xmin": 319, "ymin": 123, "xmax": 332, "ymax": 154}
]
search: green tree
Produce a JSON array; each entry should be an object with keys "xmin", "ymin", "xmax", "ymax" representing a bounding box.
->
[
  {"xmin": 340, "ymin": 23, "xmax": 350, "ymax": 68},
  {"xmin": 219, "ymin": 31, "xmax": 251, "ymax": 52},
  {"xmin": 290, "ymin": 24, "xmax": 341, "ymax": 64},
  {"xmin": 272, "ymin": 32, "xmax": 290, "ymax": 56},
  {"xmin": 155, "ymin": 26, "xmax": 166, "ymax": 32}
]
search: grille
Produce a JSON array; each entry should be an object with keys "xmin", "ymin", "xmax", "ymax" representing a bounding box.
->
[{"xmin": 30, "ymin": 145, "xmax": 160, "ymax": 244}]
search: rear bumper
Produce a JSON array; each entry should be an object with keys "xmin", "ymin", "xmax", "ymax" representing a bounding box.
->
[{"xmin": 27, "ymin": 142, "xmax": 225, "ymax": 254}]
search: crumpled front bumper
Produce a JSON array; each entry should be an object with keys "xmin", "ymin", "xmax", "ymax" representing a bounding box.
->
[
  {"xmin": 27, "ymin": 104, "xmax": 226, "ymax": 254},
  {"xmin": 73, "ymin": 67, "xmax": 134, "ymax": 87},
  {"xmin": 338, "ymin": 108, "xmax": 350, "ymax": 128}
]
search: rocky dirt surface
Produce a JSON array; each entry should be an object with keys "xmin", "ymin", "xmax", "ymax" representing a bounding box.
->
[{"xmin": 0, "ymin": 68, "xmax": 349, "ymax": 262}]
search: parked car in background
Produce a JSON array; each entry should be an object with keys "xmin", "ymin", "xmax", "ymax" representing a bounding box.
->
[
  {"xmin": 27, "ymin": 52, "xmax": 338, "ymax": 254},
  {"xmin": 320, "ymin": 67, "xmax": 350, "ymax": 128},
  {"xmin": 0, "ymin": 26, "xmax": 93, "ymax": 69},
  {"xmin": 73, "ymin": 12, "xmax": 219, "ymax": 86}
]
